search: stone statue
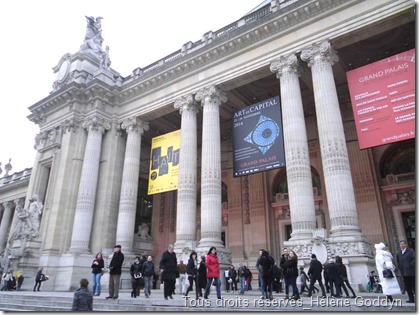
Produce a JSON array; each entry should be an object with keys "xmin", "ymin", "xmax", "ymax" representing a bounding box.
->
[
  {"xmin": 100, "ymin": 45, "xmax": 111, "ymax": 70},
  {"xmin": 138, "ymin": 223, "xmax": 151, "ymax": 240},
  {"xmin": 28, "ymin": 195, "xmax": 43, "ymax": 237},
  {"xmin": 8, "ymin": 205, "xmax": 32, "ymax": 245},
  {"xmin": 4, "ymin": 159, "xmax": 12, "ymax": 176}
]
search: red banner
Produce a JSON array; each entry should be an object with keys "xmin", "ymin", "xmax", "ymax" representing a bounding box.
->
[{"xmin": 346, "ymin": 49, "xmax": 415, "ymax": 149}]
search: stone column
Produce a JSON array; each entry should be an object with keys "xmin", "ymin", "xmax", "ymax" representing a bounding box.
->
[
  {"xmin": 300, "ymin": 41, "xmax": 362, "ymax": 238},
  {"xmin": 0, "ymin": 202, "xmax": 14, "ymax": 252},
  {"xmin": 69, "ymin": 115, "xmax": 110, "ymax": 253},
  {"xmin": 270, "ymin": 54, "xmax": 317, "ymax": 241},
  {"xmin": 115, "ymin": 117, "xmax": 149, "ymax": 252},
  {"xmin": 195, "ymin": 85, "xmax": 227, "ymax": 249},
  {"xmin": 173, "ymin": 95, "xmax": 200, "ymax": 254}
]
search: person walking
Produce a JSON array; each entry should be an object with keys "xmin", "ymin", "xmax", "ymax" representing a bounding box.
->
[
  {"xmin": 197, "ymin": 255, "xmax": 207, "ymax": 298},
  {"xmin": 374, "ymin": 242, "xmax": 401, "ymax": 302},
  {"xmin": 204, "ymin": 246, "xmax": 222, "ymax": 300},
  {"xmin": 71, "ymin": 278, "xmax": 93, "ymax": 311},
  {"xmin": 130, "ymin": 256, "xmax": 143, "ymax": 298},
  {"xmin": 33, "ymin": 267, "xmax": 45, "ymax": 292},
  {"xmin": 396, "ymin": 240, "xmax": 415, "ymax": 303},
  {"xmin": 229, "ymin": 265, "xmax": 238, "ymax": 293},
  {"xmin": 106, "ymin": 245, "xmax": 125, "ymax": 300},
  {"xmin": 307, "ymin": 254, "xmax": 326, "ymax": 298},
  {"xmin": 177, "ymin": 259, "xmax": 187, "ymax": 295},
  {"xmin": 142, "ymin": 255, "xmax": 154, "ymax": 298},
  {"xmin": 283, "ymin": 250, "xmax": 300, "ymax": 300},
  {"xmin": 335, "ymin": 255, "xmax": 356, "ymax": 298},
  {"xmin": 90, "ymin": 252, "xmax": 104, "ymax": 297},
  {"xmin": 280, "ymin": 248, "xmax": 291, "ymax": 299},
  {"xmin": 299, "ymin": 267, "xmax": 318, "ymax": 295},
  {"xmin": 159, "ymin": 244, "xmax": 177, "ymax": 300},
  {"xmin": 326, "ymin": 258, "xmax": 341, "ymax": 297},
  {"xmin": 184, "ymin": 251, "xmax": 198, "ymax": 297},
  {"xmin": 259, "ymin": 249, "xmax": 275, "ymax": 300}
]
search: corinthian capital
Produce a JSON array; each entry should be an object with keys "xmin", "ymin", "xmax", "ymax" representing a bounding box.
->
[
  {"xmin": 174, "ymin": 94, "xmax": 200, "ymax": 115},
  {"xmin": 195, "ymin": 85, "xmax": 227, "ymax": 106},
  {"xmin": 270, "ymin": 54, "xmax": 302, "ymax": 79},
  {"xmin": 81, "ymin": 115, "xmax": 111, "ymax": 134},
  {"xmin": 300, "ymin": 40, "xmax": 338, "ymax": 67},
  {"xmin": 121, "ymin": 117, "xmax": 149, "ymax": 134}
]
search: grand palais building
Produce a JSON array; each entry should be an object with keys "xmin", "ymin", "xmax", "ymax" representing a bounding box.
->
[{"xmin": 0, "ymin": 0, "xmax": 415, "ymax": 291}]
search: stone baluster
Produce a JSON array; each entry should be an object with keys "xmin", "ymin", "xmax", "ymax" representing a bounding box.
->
[
  {"xmin": 115, "ymin": 117, "xmax": 149, "ymax": 252},
  {"xmin": 195, "ymin": 85, "xmax": 227, "ymax": 248},
  {"xmin": 270, "ymin": 54, "xmax": 317, "ymax": 241},
  {"xmin": 69, "ymin": 115, "xmax": 110, "ymax": 253},
  {"xmin": 173, "ymin": 95, "xmax": 200, "ymax": 253},
  {"xmin": 301, "ymin": 41, "xmax": 361, "ymax": 237}
]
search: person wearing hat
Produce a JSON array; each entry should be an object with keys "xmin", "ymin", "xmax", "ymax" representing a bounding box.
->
[
  {"xmin": 106, "ymin": 245, "xmax": 125, "ymax": 300},
  {"xmin": 307, "ymin": 254, "xmax": 326, "ymax": 298},
  {"xmin": 374, "ymin": 242, "xmax": 401, "ymax": 302}
]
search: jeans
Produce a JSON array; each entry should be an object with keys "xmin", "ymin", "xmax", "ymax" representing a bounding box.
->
[
  {"xmin": 143, "ymin": 276, "xmax": 152, "ymax": 296},
  {"xmin": 239, "ymin": 277, "xmax": 248, "ymax": 293},
  {"xmin": 92, "ymin": 273, "xmax": 103, "ymax": 295},
  {"xmin": 204, "ymin": 277, "xmax": 221, "ymax": 299},
  {"xmin": 259, "ymin": 272, "xmax": 266, "ymax": 297}
]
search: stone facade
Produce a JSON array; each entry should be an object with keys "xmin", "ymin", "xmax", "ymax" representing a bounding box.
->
[{"xmin": 0, "ymin": 0, "xmax": 415, "ymax": 291}]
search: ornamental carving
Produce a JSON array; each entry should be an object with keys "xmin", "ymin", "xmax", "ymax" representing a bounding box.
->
[
  {"xmin": 121, "ymin": 116, "xmax": 149, "ymax": 134},
  {"xmin": 174, "ymin": 94, "xmax": 200, "ymax": 114},
  {"xmin": 195, "ymin": 85, "xmax": 227, "ymax": 106},
  {"xmin": 82, "ymin": 115, "xmax": 111, "ymax": 134},
  {"xmin": 300, "ymin": 40, "xmax": 339, "ymax": 68}
]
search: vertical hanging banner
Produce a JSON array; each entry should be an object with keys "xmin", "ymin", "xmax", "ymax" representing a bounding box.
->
[
  {"xmin": 347, "ymin": 49, "xmax": 415, "ymax": 149},
  {"xmin": 232, "ymin": 96, "xmax": 285, "ymax": 177},
  {"xmin": 148, "ymin": 129, "xmax": 180, "ymax": 195}
]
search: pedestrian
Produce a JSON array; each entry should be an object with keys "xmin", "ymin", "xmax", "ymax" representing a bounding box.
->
[
  {"xmin": 259, "ymin": 249, "xmax": 275, "ymax": 300},
  {"xmin": 197, "ymin": 255, "xmax": 207, "ymax": 297},
  {"xmin": 177, "ymin": 259, "xmax": 187, "ymax": 295},
  {"xmin": 106, "ymin": 245, "xmax": 124, "ymax": 300},
  {"xmin": 323, "ymin": 262, "xmax": 330, "ymax": 293},
  {"xmin": 256, "ymin": 249, "xmax": 265, "ymax": 296},
  {"xmin": 90, "ymin": 252, "xmax": 104, "ymax": 297},
  {"xmin": 299, "ymin": 267, "xmax": 312, "ymax": 295},
  {"xmin": 16, "ymin": 271, "xmax": 24, "ymax": 291},
  {"xmin": 185, "ymin": 251, "xmax": 198, "ymax": 297},
  {"xmin": 238, "ymin": 264, "xmax": 250, "ymax": 294},
  {"xmin": 229, "ymin": 265, "xmax": 238, "ymax": 292},
  {"xmin": 1, "ymin": 270, "xmax": 14, "ymax": 291},
  {"xmin": 224, "ymin": 266, "xmax": 231, "ymax": 292},
  {"xmin": 130, "ymin": 256, "xmax": 143, "ymax": 298},
  {"xmin": 283, "ymin": 250, "xmax": 300, "ymax": 300},
  {"xmin": 326, "ymin": 258, "xmax": 341, "ymax": 297},
  {"xmin": 335, "ymin": 256, "xmax": 356, "ymax": 298},
  {"xmin": 203, "ymin": 246, "xmax": 222, "ymax": 300},
  {"xmin": 33, "ymin": 267, "xmax": 47, "ymax": 292},
  {"xmin": 272, "ymin": 263, "xmax": 282, "ymax": 293},
  {"xmin": 374, "ymin": 242, "xmax": 401, "ymax": 302},
  {"xmin": 71, "ymin": 278, "xmax": 93, "ymax": 311},
  {"xmin": 142, "ymin": 255, "xmax": 154, "ymax": 298},
  {"xmin": 159, "ymin": 244, "xmax": 177, "ymax": 300},
  {"xmin": 280, "ymin": 248, "xmax": 291, "ymax": 299},
  {"xmin": 307, "ymin": 254, "xmax": 326, "ymax": 298},
  {"xmin": 396, "ymin": 240, "xmax": 415, "ymax": 303}
]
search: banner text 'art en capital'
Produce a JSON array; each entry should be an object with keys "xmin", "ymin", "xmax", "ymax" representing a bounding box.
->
[{"xmin": 148, "ymin": 129, "xmax": 180, "ymax": 195}]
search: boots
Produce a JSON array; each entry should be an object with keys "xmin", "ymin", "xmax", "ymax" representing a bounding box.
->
[
  {"xmin": 136, "ymin": 287, "xmax": 141, "ymax": 297},
  {"xmin": 131, "ymin": 290, "xmax": 135, "ymax": 298}
]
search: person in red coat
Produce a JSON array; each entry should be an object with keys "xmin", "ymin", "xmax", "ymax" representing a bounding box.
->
[{"xmin": 204, "ymin": 247, "xmax": 222, "ymax": 299}]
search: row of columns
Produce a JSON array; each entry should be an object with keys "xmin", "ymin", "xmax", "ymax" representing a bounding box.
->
[{"xmin": 66, "ymin": 39, "xmax": 362, "ymax": 256}]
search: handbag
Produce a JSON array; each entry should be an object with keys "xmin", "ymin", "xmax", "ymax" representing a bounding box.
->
[{"xmin": 382, "ymin": 268, "xmax": 394, "ymax": 278}]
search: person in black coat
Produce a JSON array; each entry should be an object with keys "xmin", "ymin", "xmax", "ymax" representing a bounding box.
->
[
  {"xmin": 280, "ymin": 248, "xmax": 291, "ymax": 299},
  {"xmin": 198, "ymin": 255, "xmax": 207, "ymax": 297},
  {"xmin": 336, "ymin": 256, "xmax": 356, "ymax": 298},
  {"xmin": 71, "ymin": 278, "xmax": 93, "ymax": 311},
  {"xmin": 283, "ymin": 250, "xmax": 300, "ymax": 300},
  {"xmin": 307, "ymin": 254, "xmax": 326, "ymax": 297},
  {"xmin": 325, "ymin": 258, "xmax": 341, "ymax": 297},
  {"xmin": 142, "ymin": 255, "xmax": 155, "ymax": 298},
  {"xmin": 396, "ymin": 240, "xmax": 415, "ymax": 303},
  {"xmin": 259, "ymin": 250, "xmax": 275, "ymax": 300},
  {"xmin": 159, "ymin": 244, "xmax": 177, "ymax": 300},
  {"xmin": 106, "ymin": 245, "xmax": 125, "ymax": 300},
  {"xmin": 185, "ymin": 251, "xmax": 198, "ymax": 297},
  {"xmin": 130, "ymin": 256, "xmax": 143, "ymax": 298},
  {"xmin": 229, "ymin": 265, "xmax": 238, "ymax": 292}
]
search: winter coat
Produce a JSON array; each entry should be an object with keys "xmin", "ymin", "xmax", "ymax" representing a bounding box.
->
[
  {"xmin": 259, "ymin": 251, "xmax": 275, "ymax": 278},
  {"xmin": 307, "ymin": 258, "xmax": 323, "ymax": 281},
  {"xmin": 159, "ymin": 250, "xmax": 177, "ymax": 280},
  {"xmin": 91, "ymin": 258, "xmax": 104, "ymax": 274},
  {"xmin": 396, "ymin": 247, "xmax": 415, "ymax": 277},
  {"xmin": 71, "ymin": 287, "xmax": 93, "ymax": 311},
  {"xmin": 375, "ymin": 249, "xmax": 401, "ymax": 295},
  {"xmin": 130, "ymin": 262, "xmax": 143, "ymax": 281},
  {"xmin": 109, "ymin": 251, "xmax": 124, "ymax": 275},
  {"xmin": 206, "ymin": 254, "xmax": 220, "ymax": 278},
  {"xmin": 283, "ymin": 256, "xmax": 298, "ymax": 277},
  {"xmin": 187, "ymin": 258, "xmax": 198, "ymax": 277},
  {"xmin": 142, "ymin": 261, "xmax": 155, "ymax": 277},
  {"xmin": 198, "ymin": 261, "xmax": 207, "ymax": 288},
  {"xmin": 325, "ymin": 262, "xmax": 340, "ymax": 280}
]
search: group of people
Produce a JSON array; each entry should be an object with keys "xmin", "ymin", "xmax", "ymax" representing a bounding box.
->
[
  {"xmin": 1, "ymin": 269, "xmax": 24, "ymax": 291},
  {"xmin": 50, "ymin": 239, "xmax": 418, "ymax": 310}
]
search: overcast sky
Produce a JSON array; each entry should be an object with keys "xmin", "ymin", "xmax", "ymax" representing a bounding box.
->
[{"xmin": 0, "ymin": 0, "xmax": 260, "ymax": 175}]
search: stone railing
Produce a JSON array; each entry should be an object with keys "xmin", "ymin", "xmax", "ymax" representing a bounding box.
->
[
  {"xmin": 0, "ymin": 168, "xmax": 32, "ymax": 187},
  {"xmin": 384, "ymin": 172, "xmax": 415, "ymax": 185}
]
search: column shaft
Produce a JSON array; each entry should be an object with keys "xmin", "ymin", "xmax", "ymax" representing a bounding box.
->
[
  {"xmin": 116, "ymin": 117, "xmax": 148, "ymax": 251},
  {"xmin": 270, "ymin": 54, "xmax": 317, "ymax": 240},
  {"xmin": 174, "ymin": 95, "xmax": 199, "ymax": 250},
  {"xmin": 0, "ymin": 202, "xmax": 13, "ymax": 252},
  {"xmin": 69, "ymin": 117, "xmax": 109, "ymax": 253},
  {"xmin": 301, "ymin": 41, "xmax": 361, "ymax": 236},
  {"xmin": 196, "ymin": 86, "xmax": 227, "ymax": 248}
]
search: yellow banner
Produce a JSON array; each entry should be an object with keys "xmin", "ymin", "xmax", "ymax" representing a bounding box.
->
[{"xmin": 148, "ymin": 129, "xmax": 181, "ymax": 195}]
